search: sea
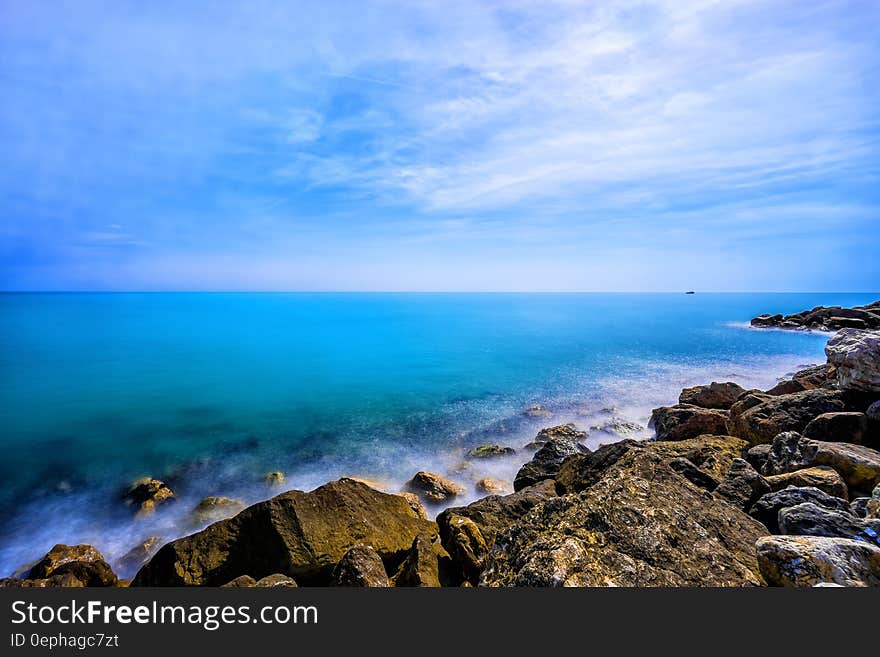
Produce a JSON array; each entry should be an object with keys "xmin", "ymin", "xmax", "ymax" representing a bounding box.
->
[{"xmin": 0, "ymin": 291, "xmax": 876, "ymax": 577}]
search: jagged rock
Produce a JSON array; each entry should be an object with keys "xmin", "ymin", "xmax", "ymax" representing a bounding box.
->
[
  {"xmin": 803, "ymin": 412, "xmax": 868, "ymax": 445},
  {"xmin": 679, "ymin": 382, "xmax": 747, "ymax": 409},
  {"xmin": 441, "ymin": 514, "xmax": 488, "ymax": 585},
  {"xmin": 869, "ymin": 484, "xmax": 880, "ymax": 519},
  {"xmin": 392, "ymin": 532, "xmax": 450, "ymax": 587},
  {"xmin": 765, "ymin": 467, "xmax": 848, "ymax": 500},
  {"xmin": 513, "ymin": 438, "xmax": 588, "ymax": 491},
  {"xmin": 405, "ymin": 471, "xmax": 465, "ymax": 504},
  {"xmin": 330, "ymin": 545, "xmax": 390, "ymax": 587},
  {"xmin": 25, "ymin": 544, "xmax": 118, "ymax": 587},
  {"xmin": 467, "ymin": 445, "xmax": 516, "ymax": 459},
  {"xmin": 397, "ymin": 492, "xmax": 428, "ymax": 519},
  {"xmin": 481, "ymin": 449, "xmax": 767, "ymax": 587},
  {"xmin": 749, "ymin": 487, "xmax": 853, "ymax": 533},
  {"xmin": 587, "ymin": 418, "xmax": 643, "ymax": 436},
  {"xmin": 116, "ymin": 537, "xmax": 162, "ymax": 574},
  {"xmin": 132, "ymin": 478, "xmax": 435, "ymax": 586},
  {"xmin": 475, "ymin": 478, "xmax": 511, "ymax": 495},
  {"xmin": 766, "ymin": 364, "xmax": 837, "ymax": 396},
  {"xmin": 728, "ymin": 389, "xmax": 846, "ymax": 445},
  {"xmin": 825, "ymin": 329, "xmax": 880, "ymax": 392},
  {"xmin": 762, "ymin": 432, "xmax": 880, "ymax": 494},
  {"xmin": 191, "ymin": 496, "xmax": 245, "ymax": 525},
  {"xmin": 778, "ymin": 503, "xmax": 880, "ymax": 543},
  {"xmin": 438, "ymin": 479, "xmax": 557, "ymax": 554},
  {"xmin": 668, "ymin": 458, "xmax": 721, "ymax": 491},
  {"xmin": 714, "ymin": 459, "xmax": 770, "ymax": 510},
  {"xmin": 751, "ymin": 313, "xmax": 783, "ymax": 327},
  {"xmin": 746, "ymin": 444, "xmax": 771, "ymax": 471},
  {"xmin": 532, "ymin": 424, "xmax": 587, "ymax": 444},
  {"xmin": 757, "ymin": 536, "xmax": 880, "ymax": 587},
  {"xmin": 650, "ymin": 404, "xmax": 729, "ymax": 441},
  {"xmin": 221, "ymin": 574, "xmax": 297, "ymax": 587},
  {"xmin": 123, "ymin": 478, "xmax": 175, "ymax": 518}
]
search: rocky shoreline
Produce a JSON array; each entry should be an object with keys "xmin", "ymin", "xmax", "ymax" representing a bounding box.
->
[{"xmin": 4, "ymin": 302, "xmax": 880, "ymax": 588}]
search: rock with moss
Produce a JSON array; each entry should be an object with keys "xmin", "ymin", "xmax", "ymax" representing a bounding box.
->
[
  {"xmin": 221, "ymin": 574, "xmax": 297, "ymax": 588},
  {"xmin": 330, "ymin": 545, "xmax": 390, "ymax": 587},
  {"xmin": 714, "ymin": 459, "xmax": 771, "ymax": 510},
  {"xmin": 405, "ymin": 471, "xmax": 465, "ymax": 504},
  {"xmin": 123, "ymin": 478, "xmax": 175, "ymax": 518},
  {"xmin": 392, "ymin": 532, "xmax": 451, "ymax": 587},
  {"xmin": 19, "ymin": 544, "xmax": 118, "ymax": 587},
  {"xmin": 466, "ymin": 444, "xmax": 516, "ymax": 459},
  {"xmin": 191, "ymin": 496, "xmax": 245, "ymax": 525},
  {"xmin": 132, "ymin": 478, "xmax": 435, "ymax": 586},
  {"xmin": 116, "ymin": 536, "xmax": 162, "ymax": 574}
]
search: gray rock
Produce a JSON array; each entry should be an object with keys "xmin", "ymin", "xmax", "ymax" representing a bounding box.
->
[
  {"xmin": 513, "ymin": 438, "xmax": 588, "ymax": 491},
  {"xmin": 678, "ymin": 382, "xmax": 747, "ymax": 410},
  {"xmin": 728, "ymin": 388, "xmax": 846, "ymax": 446},
  {"xmin": 825, "ymin": 329, "xmax": 880, "ymax": 392},
  {"xmin": 778, "ymin": 503, "xmax": 880, "ymax": 544},
  {"xmin": 749, "ymin": 487, "xmax": 853, "ymax": 533},
  {"xmin": 803, "ymin": 412, "xmax": 868, "ymax": 445},
  {"xmin": 757, "ymin": 535, "xmax": 880, "ymax": 587},
  {"xmin": 714, "ymin": 459, "xmax": 770, "ymax": 510},
  {"xmin": 746, "ymin": 444, "xmax": 771, "ymax": 471}
]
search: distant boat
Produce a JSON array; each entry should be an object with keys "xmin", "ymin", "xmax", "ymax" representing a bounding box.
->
[{"xmin": 685, "ymin": 291, "xmax": 695, "ymax": 294}]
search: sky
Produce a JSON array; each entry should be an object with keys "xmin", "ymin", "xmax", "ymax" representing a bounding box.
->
[{"xmin": 0, "ymin": 0, "xmax": 878, "ymax": 292}]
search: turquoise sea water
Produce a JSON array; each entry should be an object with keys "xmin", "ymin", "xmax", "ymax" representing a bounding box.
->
[{"xmin": 0, "ymin": 291, "xmax": 877, "ymax": 576}]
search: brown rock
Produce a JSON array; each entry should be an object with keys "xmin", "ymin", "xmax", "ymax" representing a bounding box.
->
[
  {"xmin": 679, "ymin": 382, "xmax": 747, "ymax": 409},
  {"xmin": 475, "ymin": 478, "xmax": 511, "ymax": 495},
  {"xmin": 727, "ymin": 388, "xmax": 846, "ymax": 445},
  {"xmin": 330, "ymin": 545, "xmax": 390, "ymax": 587},
  {"xmin": 123, "ymin": 478, "xmax": 175, "ymax": 518},
  {"xmin": 26, "ymin": 544, "xmax": 118, "ymax": 587},
  {"xmin": 765, "ymin": 467, "xmax": 849, "ymax": 500},
  {"xmin": 650, "ymin": 404, "xmax": 729, "ymax": 441},
  {"xmin": 405, "ymin": 471, "xmax": 465, "ymax": 504}
]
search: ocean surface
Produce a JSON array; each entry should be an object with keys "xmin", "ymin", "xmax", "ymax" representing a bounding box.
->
[{"xmin": 1, "ymin": 291, "xmax": 877, "ymax": 577}]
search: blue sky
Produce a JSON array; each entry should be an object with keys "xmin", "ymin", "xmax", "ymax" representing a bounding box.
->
[{"xmin": 1, "ymin": 0, "xmax": 878, "ymax": 291}]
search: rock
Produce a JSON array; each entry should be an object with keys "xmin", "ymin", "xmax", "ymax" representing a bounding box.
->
[
  {"xmin": 728, "ymin": 389, "xmax": 846, "ymax": 445},
  {"xmin": 766, "ymin": 364, "xmax": 837, "ymax": 396},
  {"xmin": 869, "ymin": 484, "xmax": 880, "ymax": 519},
  {"xmin": 466, "ymin": 445, "xmax": 516, "ymax": 459},
  {"xmin": 851, "ymin": 497, "xmax": 870, "ymax": 518},
  {"xmin": 397, "ymin": 492, "xmax": 428, "ymax": 520},
  {"xmin": 713, "ymin": 459, "xmax": 771, "ymax": 510},
  {"xmin": 679, "ymin": 382, "xmax": 747, "ymax": 409},
  {"xmin": 438, "ymin": 479, "xmax": 558, "ymax": 554},
  {"xmin": 481, "ymin": 449, "xmax": 767, "ymax": 586},
  {"xmin": 264, "ymin": 471, "xmax": 285, "ymax": 487},
  {"xmin": 668, "ymin": 458, "xmax": 721, "ymax": 491},
  {"xmin": 191, "ymin": 496, "xmax": 245, "ymax": 525},
  {"xmin": 441, "ymin": 515, "xmax": 488, "ymax": 585},
  {"xmin": 532, "ymin": 423, "xmax": 587, "ymax": 444},
  {"xmin": 749, "ymin": 487, "xmax": 853, "ymax": 533},
  {"xmin": 762, "ymin": 432, "xmax": 880, "ymax": 494},
  {"xmin": 221, "ymin": 574, "xmax": 297, "ymax": 587},
  {"xmin": 524, "ymin": 405, "xmax": 552, "ymax": 418},
  {"xmin": 26, "ymin": 544, "xmax": 118, "ymax": 587},
  {"xmin": 330, "ymin": 545, "xmax": 390, "ymax": 587},
  {"xmin": 513, "ymin": 438, "xmax": 589, "ymax": 491},
  {"xmin": 392, "ymin": 532, "xmax": 450, "ymax": 587},
  {"xmin": 587, "ymin": 418, "xmax": 643, "ymax": 436},
  {"xmin": 556, "ymin": 435, "xmax": 747, "ymax": 494},
  {"xmin": 123, "ymin": 478, "xmax": 175, "ymax": 518},
  {"xmin": 650, "ymin": 404, "xmax": 729, "ymax": 441},
  {"xmin": 825, "ymin": 329, "xmax": 880, "ymax": 392},
  {"xmin": 765, "ymin": 467, "xmax": 848, "ymax": 500},
  {"xmin": 346, "ymin": 476, "xmax": 392, "ymax": 491},
  {"xmin": 132, "ymin": 478, "xmax": 435, "ymax": 586},
  {"xmin": 475, "ymin": 478, "xmax": 511, "ymax": 495},
  {"xmin": 751, "ymin": 313, "xmax": 783, "ymax": 327},
  {"xmin": 746, "ymin": 444, "xmax": 771, "ymax": 471},
  {"xmin": 756, "ymin": 536, "xmax": 880, "ymax": 587},
  {"xmin": 405, "ymin": 471, "xmax": 465, "ymax": 504},
  {"xmin": 778, "ymin": 503, "xmax": 880, "ymax": 543},
  {"xmin": 803, "ymin": 412, "xmax": 868, "ymax": 445},
  {"xmin": 116, "ymin": 537, "xmax": 162, "ymax": 574}
]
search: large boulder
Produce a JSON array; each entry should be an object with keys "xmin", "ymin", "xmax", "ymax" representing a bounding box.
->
[
  {"xmin": 24, "ymin": 544, "xmax": 118, "ymax": 587},
  {"xmin": 756, "ymin": 536, "xmax": 880, "ymax": 587},
  {"xmin": 749, "ymin": 487, "xmax": 853, "ymax": 534},
  {"xmin": 762, "ymin": 432, "xmax": 880, "ymax": 495},
  {"xmin": 440, "ymin": 515, "xmax": 488, "ymax": 585},
  {"xmin": 116, "ymin": 537, "xmax": 162, "ymax": 574},
  {"xmin": 481, "ymin": 449, "xmax": 768, "ymax": 587},
  {"xmin": 728, "ymin": 388, "xmax": 846, "ymax": 446},
  {"xmin": 405, "ymin": 472, "xmax": 465, "ymax": 504},
  {"xmin": 679, "ymin": 382, "xmax": 747, "ymax": 409},
  {"xmin": 513, "ymin": 438, "xmax": 588, "ymax": 491},
  {"xmin": 803, "ymin": 412, "xmax": 869, "ymax": 445},
  {"xmin": 530, "ymin": 424, "xmax": 587, "ymax": 446},
  {"xmin": 650, "ymin": 405, "xmax": 729, "ymax": 441},
  {"xmin": 132, "ymin": 478, "xmax": 435, "ymax": 586},
  {"xmin": 777, "ymin": 503, "xmax": 880, "ymax": 542},
  {"xmin": 330, "ymin": 545, "xmax": 390, "ymax": 587},
  {"xmin": 392, "ymin": 532, "xmax": 450, "ymax": 587},
  {"xmin": 475, "ymin": 478, "xmax": 511, "ymax": 495},
  {"xmin": 825, "ymin": 329, "xmax": 880, "ymax": 392},
  {"xmin": 766, "ymin": 364, "xmax": 837, "ymax": 396},
  {"xmin": 764, "ymin": 467, "xmax": 848, "ymax": 500}
]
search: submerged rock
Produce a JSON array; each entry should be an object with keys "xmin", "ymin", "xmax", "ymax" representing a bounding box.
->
[
  {"xmin": 679, "ymin": 382, "xmax": 747, "ymax": 410},
  {"xmin": 466, "ymin": 444, "xmax": 516, "ymax": 459},
  {"xmin": 650, "ymin": 404, "xmax": 729, "ymax": 441},
  {"xmin": 123, "ymin": 478, "xmax": 175, "ymax": 518},
  {"xmin": 330, "ymin": 545, "xmax": 390, "ymax": 587},
  {"xmin": 533, "ymin": 423, "xmax": 587, "ymax": 444},
  {"xmin": 513, "ymin": 438, "xmax": 588, "ymax": 491},
  {"xmin": 757, "ymin": 536, "xmax": 880, "ymax": 587},
  {"xmin": 475, "ymin": 477, "xmax": 511, "ymax": 495},
  {"xmin": 749, "ymin": 487, "xmax": 852, "ymax": 534},
  {"xmin": 405, "ymin": 471, "xmax": 465, "ymax": 504},
  {"xmin": 825, "ymin": 329, "xmax": 880, "ymax": 392},
  {"xmin": 116, "ymin": 537, "xmax": 162, "ymax": 574},
  {"xmin": 482, "ymin": 449, "xmax": 768, "ymax": 587},
  {"xmin": 766, "ymin": 364, "xmax": 837, "ymax": 396},
  {"xmin": 132, "ymin": 478, "xmax": 435, "ymax": 586},
  {"xmin": 191, "ymin": 496, "xmax": 245, "ymax": 525},
  {"xmin": 523, "ymin": 405, "xmax": 553, "ymax": 418},
  {"xmin": 264, "ymin": 471, "xmax": 285, "ymax": 487}
]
